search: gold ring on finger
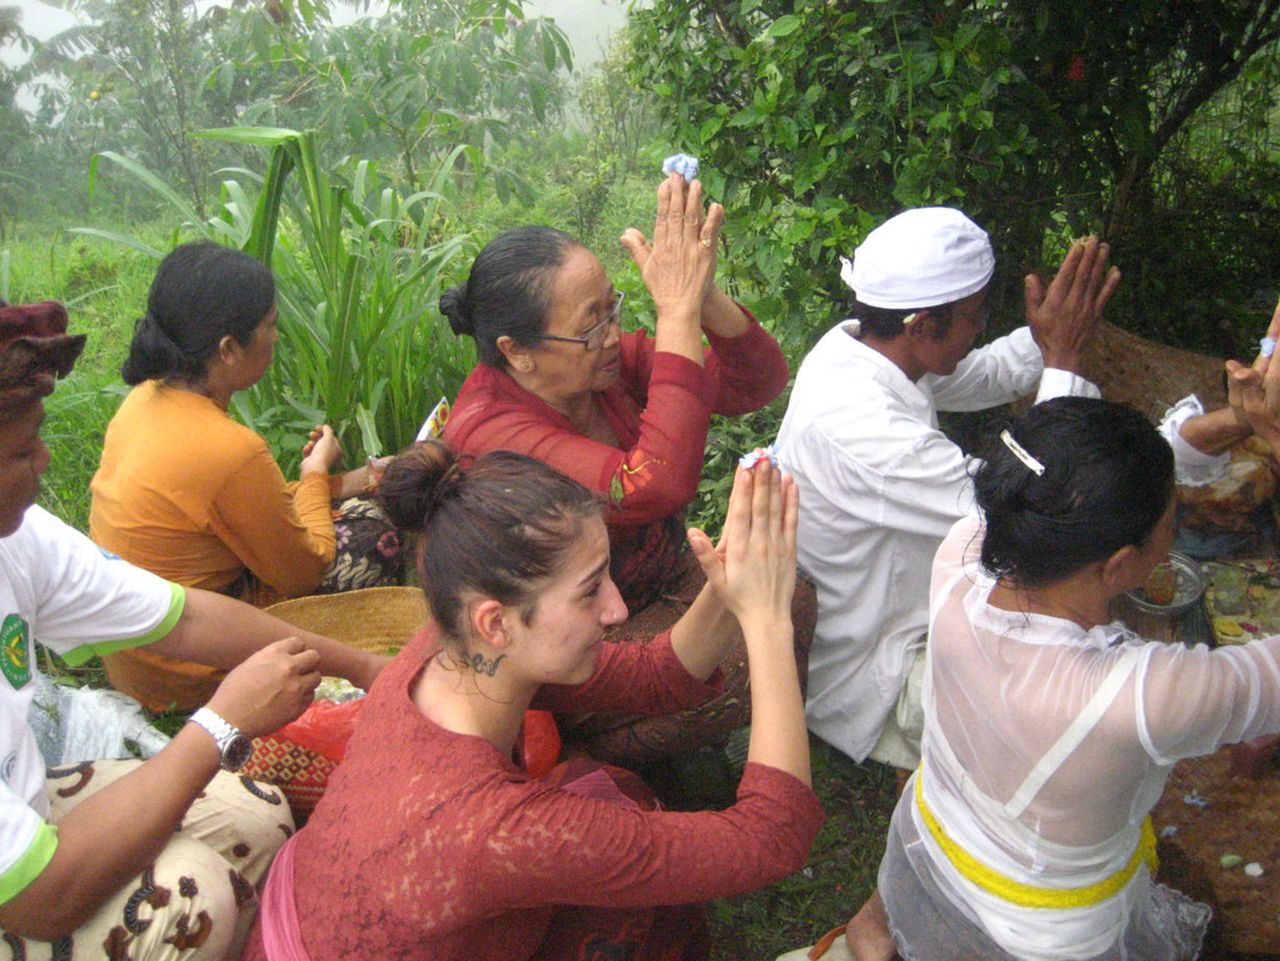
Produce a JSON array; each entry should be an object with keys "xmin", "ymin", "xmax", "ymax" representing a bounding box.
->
[{"xmin": 700, "ymin": 237, "xmax": 713, "ymax": 249}]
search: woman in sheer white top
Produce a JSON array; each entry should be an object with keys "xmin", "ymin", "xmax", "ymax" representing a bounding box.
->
[{"xmin": 873, "ymin": 396, "xmax": 1280, "ymax": 961}]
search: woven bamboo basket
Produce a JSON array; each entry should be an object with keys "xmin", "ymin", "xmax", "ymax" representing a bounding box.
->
[{"xmin": 264, "ymin": 585, "xmax": 429, "ymax": 654}]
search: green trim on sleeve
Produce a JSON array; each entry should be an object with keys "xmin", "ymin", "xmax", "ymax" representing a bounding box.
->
[
  {"xmin": 61, "ymin": 583, "xmax": 187, "ymax": 667},
  {"xmin": 0, "ymin": 821, "xmax": 57, "ymax": 906}
]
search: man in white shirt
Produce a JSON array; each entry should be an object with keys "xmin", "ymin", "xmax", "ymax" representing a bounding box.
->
[
  {"xmin": 0, "ymin": 300, "xmax": 387, "ymax": 960},
  {"xmin": 775, "ymin": 208, "xmax": 1120, "ymax": 773}
]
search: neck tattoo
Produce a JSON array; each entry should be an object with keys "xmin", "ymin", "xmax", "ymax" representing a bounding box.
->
[{"xmin": 468, "ymin": 652, "xmax": 506, "ymax": 677}]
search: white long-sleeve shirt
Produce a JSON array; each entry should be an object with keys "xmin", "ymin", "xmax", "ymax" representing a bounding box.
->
[{"xmin": 774, "ymin": 320, "xmax": 1098, "ymax": 761}]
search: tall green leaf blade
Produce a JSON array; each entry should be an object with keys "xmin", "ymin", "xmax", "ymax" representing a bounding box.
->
[
  {"xmin": 89, "ymin": 152, "xmax": 206, "ymax": 228},
  {"xmin": 67, "ymin": 228, "xmax": 165, "ymax": 259}
]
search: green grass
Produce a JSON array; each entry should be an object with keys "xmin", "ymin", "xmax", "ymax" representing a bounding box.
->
[
  {"xmin": 707, "ymin": 740, "xmax": 896, "ymax": 960},
  {"xmin": 6, "ymin": 224, "xmax": 166, "ymax": 530}
]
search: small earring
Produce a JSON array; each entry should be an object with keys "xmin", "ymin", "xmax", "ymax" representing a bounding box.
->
[{"xmin": 518, "ymin": 361, "xmax": 532, "ymax": 373}]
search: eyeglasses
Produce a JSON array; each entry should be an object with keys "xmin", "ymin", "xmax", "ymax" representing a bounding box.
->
[{"xmin": 536, "ymin": 291, "xmax": 625, "ymax": 352}]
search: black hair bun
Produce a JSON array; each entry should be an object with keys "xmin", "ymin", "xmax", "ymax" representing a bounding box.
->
[
  {"xmin": 377, "ymin": 439, "xmax": 458, "ymax": 531},
  {"xmin": 439, "ymin": 284, "xmax": 474, "ymax": 338}
]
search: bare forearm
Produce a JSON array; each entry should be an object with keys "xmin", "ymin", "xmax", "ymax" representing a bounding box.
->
[
  {"xmin": 0, "ymin": 728, "xmax": 219, "ymax": 939},
  {"xmin": 151, "ymin": 589, "xmax": 386, "ymax": 689},
  {"xmin": 743, "ymin": 619, "xmax": 810, "ymax": 785},
  {"xmin": 670, "ymin": 581, "xmax": 740, "ymax": 680},
  {"xmin": 1179, "ymin": 406, "xmax": 1252, "ymax": 456},
  {"xmin": 701, "ymin": 287, "xmax": 751, "ymax": 338},
  {"xmin": 334, "ymin": 465, "xmax": 370, "ymax": 500}
]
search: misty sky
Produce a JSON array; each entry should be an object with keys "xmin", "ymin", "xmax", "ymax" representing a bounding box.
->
[{"xmin": 10, "ymin": 1, "xmax": 630, "ymax": 68}]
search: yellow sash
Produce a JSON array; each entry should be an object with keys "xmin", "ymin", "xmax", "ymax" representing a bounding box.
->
[{"xmin": 914, "ymin": 768, "xmax": 1158, "ymax": 910}]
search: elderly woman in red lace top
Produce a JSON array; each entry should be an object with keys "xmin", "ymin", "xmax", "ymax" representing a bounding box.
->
[{"xmin": 440, "ymin": 174, "xmax": 810, "ymax": 763}]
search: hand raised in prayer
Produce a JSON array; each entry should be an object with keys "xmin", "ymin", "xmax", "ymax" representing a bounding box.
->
[
  {"xmin": 1226, "ymin": 298, "xmax": 1280, "ymax": 455},
  {"xmin": 1025, "ymin": 235, "xmax": 1121, "ymax": 374},
  {"xmin": 621, "ymin": 174, "xmax": 724, "ymax": 338},
  {"xmin": 691, "ymin": 457, "xmax": 797, "ymax": 633}
]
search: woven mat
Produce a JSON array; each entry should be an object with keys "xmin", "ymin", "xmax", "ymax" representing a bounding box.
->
[
  {"xmin": 1151, "ymin": 748, "xmax": 1280, "ymax": 956},
  {"xmin": 1081, "ymin": 321, "xmax": 1228, "ymax": 424}
]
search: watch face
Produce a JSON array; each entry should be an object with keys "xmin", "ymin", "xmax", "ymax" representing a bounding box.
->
[{"xmin": 223, "ymin": 734, "xmax": 253, "ymax": 772}]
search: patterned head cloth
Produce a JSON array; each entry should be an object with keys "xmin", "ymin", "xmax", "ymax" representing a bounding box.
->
[{"xmin": 0, "ymin": 301, "xmax": 86, "ymax": 415}]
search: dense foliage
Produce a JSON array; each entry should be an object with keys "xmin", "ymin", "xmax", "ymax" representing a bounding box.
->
[
  {"xmin": 21, "ymin": 0, "xmax": 572, "ymax": 218},
  {"xmin": 630, "ymin": 0, "xmax": 1280, "ymax": 354}
]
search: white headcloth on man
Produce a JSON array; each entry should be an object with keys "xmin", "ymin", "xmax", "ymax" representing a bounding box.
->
[{"xmin": 839, "ymin": 207, "xmax": 995, "ymax": 310}]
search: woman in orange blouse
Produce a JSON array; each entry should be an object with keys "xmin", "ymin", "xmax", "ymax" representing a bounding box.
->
[{"xmin": 91, "ymin": 242, "xmax": 402, "ymax": 710}]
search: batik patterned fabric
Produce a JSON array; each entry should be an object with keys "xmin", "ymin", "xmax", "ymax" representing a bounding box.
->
[
  {"xmin": 0, "ymin": 759, "xmax": 293, "ymax": 961},
  {"xmin": 314, "ymin": 497, "xmax": 404, "ymax": 596}
]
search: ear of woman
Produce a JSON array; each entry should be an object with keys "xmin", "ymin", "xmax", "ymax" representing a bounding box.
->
[
  {"xmin": 469, "ymin": 599, "xmax": 514, "ymax": 652},
  {"xmin": 1101, "ymin": 544, "xmax": 1148, "ymax": 596},
  {"xmin": 217, "ymin": 334, "xmax": 242, "ymax": 364},
  {"xmin": 496, "ymin": 335, "xmax": 534, "ymax": 374}
]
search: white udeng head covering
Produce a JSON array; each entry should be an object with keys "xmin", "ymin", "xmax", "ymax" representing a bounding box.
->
[{"xmin": 839, "ymin": 207, "xmax": 995, "ymax": 310}]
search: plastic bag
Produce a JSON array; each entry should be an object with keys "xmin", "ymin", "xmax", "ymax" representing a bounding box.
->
[
  {"xmin": 522, "ymin": 709, "xmax": 561, "ymax": 779},
  {"xmin": 273, "ymin": 698, "xmax": 364, "ymax": 762},
  {"xmin": 29, "ymin": 673, "xmax": 170, "ymax": 766}
]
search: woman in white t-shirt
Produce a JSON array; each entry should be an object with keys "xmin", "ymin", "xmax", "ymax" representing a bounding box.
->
[{"xmin": 875, "ymin": 395, "xmax": 1280, "ymax": 961}]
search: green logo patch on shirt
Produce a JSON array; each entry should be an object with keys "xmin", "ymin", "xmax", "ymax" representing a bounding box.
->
[{"xmin": 0, "ymin": 615, "xmax": 30, "ymax": 690}]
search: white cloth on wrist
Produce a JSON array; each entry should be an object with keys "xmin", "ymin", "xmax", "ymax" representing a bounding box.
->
[{"xmin": 1158, "ymin": 394, "xmax": 1231, "ymax": 487}]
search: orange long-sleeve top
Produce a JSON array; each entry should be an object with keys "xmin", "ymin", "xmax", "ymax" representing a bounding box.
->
[{"xmin": 89, "ymin": 379, "xmax": 336, "ymax": 709}]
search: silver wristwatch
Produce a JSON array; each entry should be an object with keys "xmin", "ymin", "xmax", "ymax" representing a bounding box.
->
[{"xmin": 188, "ymin": 707, "xmax": 253, "ymax": 771}]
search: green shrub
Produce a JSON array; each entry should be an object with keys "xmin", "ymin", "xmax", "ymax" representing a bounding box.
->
[{"xmin": 630, "ymin": 1, "xmax": 1280, "ymax": 354}]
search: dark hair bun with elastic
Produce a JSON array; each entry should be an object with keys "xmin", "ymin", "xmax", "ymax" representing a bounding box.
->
[
  {"xmin": 376, "ymin": 439, "xmax": 603, "ymax": 647},
  {"xmin": 376, "ymin": 438, "xmax": 458, "ymax": 532},
  {"xmin": 439, "ymin": 284, "xmax": 474, "ymax": 338},
  {"xmin": 121, "ymin": 312, "xmax": 193, "ymax": 385},
  {"xmin": 445, "ymin": 226, "xmax": 578, "ymax": 367},
  {"xmin": 973, "ymin": 396, "xmax": 1174, "ymax": 587}
]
